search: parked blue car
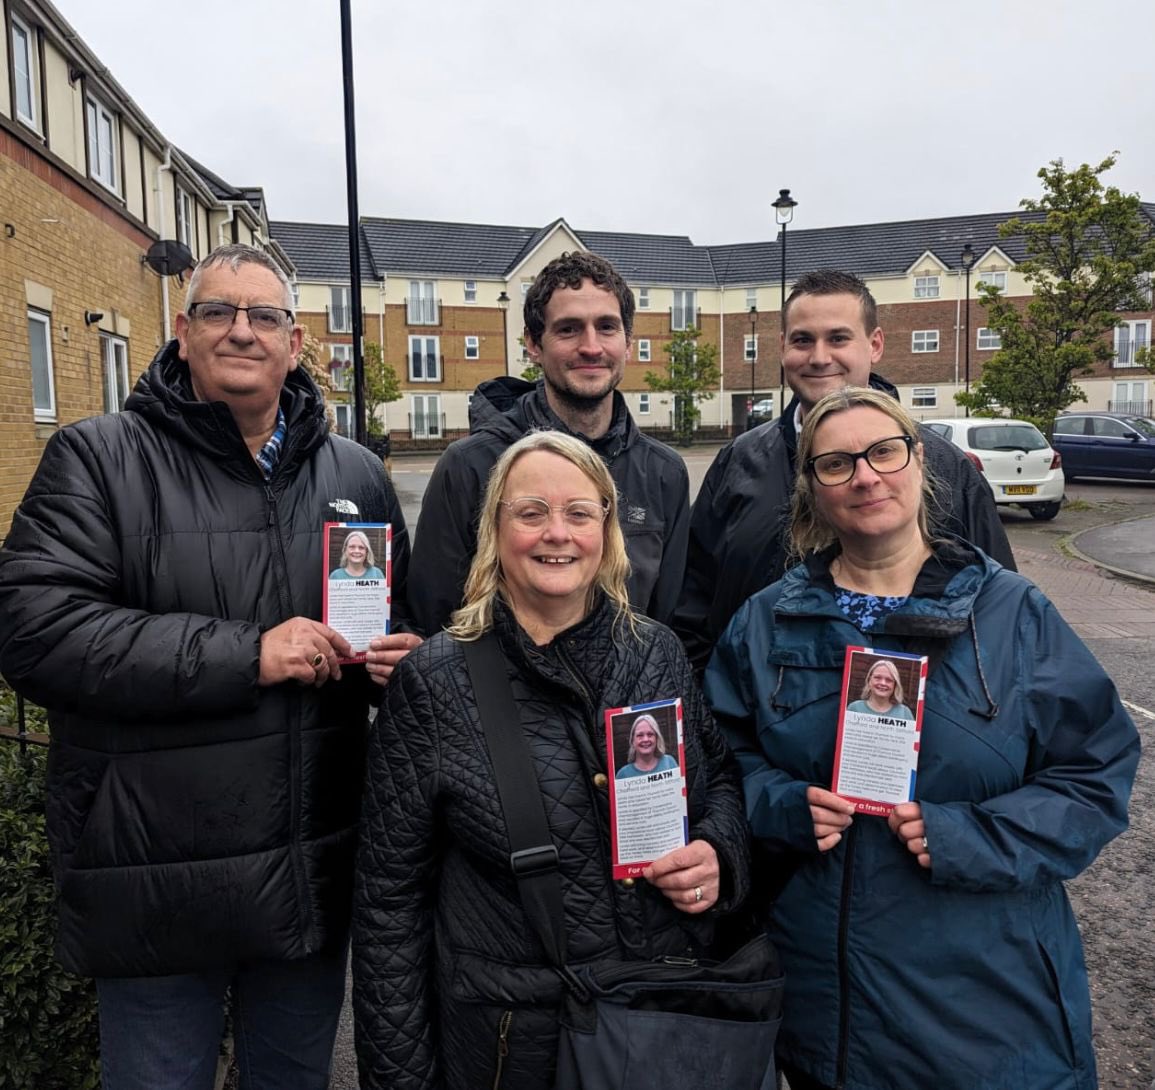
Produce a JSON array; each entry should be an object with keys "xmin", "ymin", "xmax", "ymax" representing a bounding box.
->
[{"xmin": 1051, "ymin": 412, "xmax": 1155, "ymax": 481}]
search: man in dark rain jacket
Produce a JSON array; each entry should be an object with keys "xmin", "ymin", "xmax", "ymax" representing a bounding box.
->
[
  {"xmin": 0, "ymin": 245, "xmax": 419, "ymax": 1090},
  {"xmin": 675, "ymin": 269, "xmax": 1015, "ymax": 674},
  {"xmin": 410, "ymin": 251, "xmax": 689, "ymax": 636}
]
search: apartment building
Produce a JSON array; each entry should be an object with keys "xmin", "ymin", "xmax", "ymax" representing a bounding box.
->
[{"xmin": 0, "ymin": 0, "xmax": 291, "ymax": 530}]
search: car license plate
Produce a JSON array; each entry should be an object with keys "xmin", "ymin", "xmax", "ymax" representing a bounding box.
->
[{"xmin": 1004, "ymin": 485, "xmax": 1037, "ymax": 495}]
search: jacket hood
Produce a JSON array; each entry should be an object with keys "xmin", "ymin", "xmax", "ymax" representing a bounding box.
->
[
  {"xmin": 469, "ymin": 378, "xmax": 638, "ymax": 464},
  {"xmin": 126, "ymin": 339, "xmax": 330, "ymax": 473}
]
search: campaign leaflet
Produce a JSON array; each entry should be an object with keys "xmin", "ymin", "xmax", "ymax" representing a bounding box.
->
[
  {"xmin": 831, "ymin": 646, "xmax": 928, "ymax": 816},
  {"xmin": 604, "ymin": 698, "xmax": 688, "ymax": 880},
  {"xmin": 322, "ymin": 522, "xmax": 391, "ymax": 664}
]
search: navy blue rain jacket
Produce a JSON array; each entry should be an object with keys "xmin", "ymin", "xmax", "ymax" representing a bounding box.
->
[{"xmin": 704, "ymin": 542, "xmax": 1139, "ymax": 1090}]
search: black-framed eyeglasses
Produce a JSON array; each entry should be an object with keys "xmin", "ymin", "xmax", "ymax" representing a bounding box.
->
[
  {"xmin": 499, "ymin": 497, "xmax": 610, "ymax": 534},
  {"xmin": 187, "ymin": 301, "xmax": 294, "ymax": 333},
  {"xmin": 806, "ymin": 434, "xmax": 914, "ymax": 486}
]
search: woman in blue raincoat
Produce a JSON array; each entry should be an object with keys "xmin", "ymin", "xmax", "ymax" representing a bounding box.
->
[{"xmin": 705, "ymin": 387, "xmax": 1139, "ymax": 1090}]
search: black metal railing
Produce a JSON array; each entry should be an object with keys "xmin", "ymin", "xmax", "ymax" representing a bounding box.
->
[
  {"xmin": 407, "ymin": 411, "xmax": 447, "ymax": 440},
  {"xmin": 0, "ymin": 690, "xmax": 49, "ymax": 753},
  {"xmin": 1107, "ymin": 399, "xmax": 1153, "ymax": 416}
]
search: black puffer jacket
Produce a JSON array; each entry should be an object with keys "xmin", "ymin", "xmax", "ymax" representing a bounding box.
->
[
  {"xmin": 409, "ymin": 378, "xmax": 690, "ymax": 635},
  {"xmin": 0, "ymin": 342, "xmax": 410, "ymax": 977},
  {"xmin": 674, "ymin": 377, "xmax": 1016, "ymax": 672},
  {"xmin": 352, "ymin": 596, "xmax": 749, "ymax": 1090}
]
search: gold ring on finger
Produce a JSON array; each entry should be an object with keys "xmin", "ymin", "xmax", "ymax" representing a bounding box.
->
[{"xmin": 311, "ymin": 652, "xmax": 325, "ymax": 669}]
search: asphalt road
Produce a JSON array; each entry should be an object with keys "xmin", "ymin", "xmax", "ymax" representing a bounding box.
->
[{"xmin": 324, "ymin": 455, "xmax": 1155, "ymax": 1089}]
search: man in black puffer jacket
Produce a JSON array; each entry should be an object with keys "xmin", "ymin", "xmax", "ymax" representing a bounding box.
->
[
  {"xmin": 0, "ymin": 245, "xmax": 419, "ymax": 1090},
  {"xmin": 674, "ymin": 269, "xmax": 1016, "ymax": 674}
]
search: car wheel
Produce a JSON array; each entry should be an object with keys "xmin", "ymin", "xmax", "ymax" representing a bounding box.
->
[{"xmin": 1028, "ymin": 501, "xmax": 1062, "ymax": 521}]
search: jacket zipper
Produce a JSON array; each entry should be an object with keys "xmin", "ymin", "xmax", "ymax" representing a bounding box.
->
[
  {"xmin": 492, "ymin": 1010, "xmax": 512, "ymax": 1089},
  {"xmin": 264, "ymin": 482, "xmax": 315, "ymax": 954},
  {"xmin": 835, "ymin": 822, "xmax": 859, "ymax": 1089}
]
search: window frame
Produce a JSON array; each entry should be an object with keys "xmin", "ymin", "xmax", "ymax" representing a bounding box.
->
[
  {"xmin": 637, "ymin": 287, "xmax": 650, "ymax": 310},
  {"xmin": 175, "ymin": 184, "xmax": 194, "ymax": 250},
  {"xmin": 977, "ymin": 269, "xmax": 1007, "ymax": 293},
  {"xmin": 11, "ymin": 13, "xmax": 40, "ymax": 131},
  {"xmin": 329, "ymin": 285, "xmax": 351, "ymax": 333},
  {"xmin": 411, "ymin": 393, "xmax": 442, "ymax": 438},
  {"xmin": 86, "ymin": 94, "xmax": 120, "ymax": 193},
  {"xmin": 638, "ymin": 392, "xmax": 651, "ymax": 415},
  {"xmin": 672, "ymin": 289, "xmax": 697, "ymax": 331},
  {"xmin": 1114, "ymin": 319, "xmax": 1150, "ymax": 368},
  {"xmin": 911, "ymin": 330, "xmax": 939, "ymax": 353},
  {"xmin": 100, "ymin": 332, "xmax": 130, "ymax": 413},
  {"xmin": 407, "ymin": 280, "xmax": 439, "ymax": 325},
  {"xmin": 330, "ymin": 344, "xmax": 353, "ymax": 391},
  {"xmin": 463, "ymin": 280, "xmax": 477, "ymax": 304},
  {"xmin": 27, "ymin": 309, "xmax": 56, "ymax": 422},
  {"xmin": 913, "ymin": 275, "xmax": 940, "ymax": 299},
  {"xmin": 408, "ymin": 334, "xmax": 441, "ymax": 382},
  {"xmin": 637, "ymin": 338, "xmax": 651, "ymax": 363},
  {"xmin": 744, "ymin": 334, "xmax": 758, "ymax": 362},
  {"xmin": 911, "ymin": 386, "xmax": 938, "ymax": 408},
  {"xmin": 976, "ymin": 327, "xmax": 1002, "ymax": 350},
  {"xmin": 745, "ymin": 287, "xmax": 758, "ymax": 310},
  {"xmin": 464, "ymin": 335, "xmax": 480, "ymax": 360}
]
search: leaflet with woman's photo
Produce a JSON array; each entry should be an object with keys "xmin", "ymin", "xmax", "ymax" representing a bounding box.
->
[
  {"xmin": 831, "ymin": 647, "xmax": 927, "ymax": 816},
  {"xmin": 604, "ymin": 698, "xmax": 688, "ymax": 879},
  {"xmin": 322, "ymin": 522, "xmax": 391, "ymax": 663}
]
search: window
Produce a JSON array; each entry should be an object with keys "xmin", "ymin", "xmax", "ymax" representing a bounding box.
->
[
  {"xmin": 744, "ymin": 335, "xmax": 758, "ymax": 361},
  {"xmin": 330, "ymin": 344, "xmax": 352, "ymax": 391},
  {"xmin": 638, "ymin": 287, "xmax": 650, "ymax": 309},
  {"xmin": 101, "ymin": 333, "xmax": 129, "ymax": 413},
  {"xmin": 1112, "ymin": 380, "xmax": 1149, "ymax": 414},
  {"xmin": 521, "ymin": 281, "xmax": 532, "ymax": 297},
  {"xmin": 409, "ymin": 335, "xmax": 440, "ymax": 381},
  {"xmin": 914, "ymin": 275, "xmax": 940, "ymax": 299},
  {"xmin": 464, "ymin": 280, "xmax": 477, "ymax": 303},
  {"xmin": 411, "ymin": 394, "xmax": 441, "ymax": 438},
  {"xmin": 407, "ymin": 281, "xmax": 438, "ymax": 324},
  {"xmin": 464, "ymin": 335, "xmax": 479, "ymax": 360},
  {"xmin": 745, "ymin": 287, "xmax": 758, "ymax": 310},
  {"xmin": 11, "ymin": 15, "xmax": 39, "ymax": 130},
  {"xmin": 86, "ymin": 96, "xmax": 119, "ymax": 192},
  {"xmin": 290, "ymin": 282, "xmax": 300, "ymax": 309},
  {"xmin": 637, "ymin": 339, "xmax": 651, "ymax": 363},
  {"xmin": 334, "ymin": 404, "xmax": 353, "ymax": 438},
  {"xmin": 977, "ymin": 270, "xmax": 1007, "ymax": 293},
  {"xmin": 672, "ymin": 289, "xmax": 696, "ymax": 331},
  {"xmin": 27, "ymin": 310, "xmax": 55, "ymax": 421},
  {"xmin": 175, "ymin": 185, "xmax": 194, "ymax": 250},
  {"xmin": 1115, "ymin": 320, "xmax": 1150, "ymax": 367},
  {"xmin": 911, "ymin": 330, "xmax": 939, "ymax": 353},
  {"xmin": 329, "ymin": 286, "xmax": 351, "ymax": 332},
  {"xmin": 639, "ymin": 393, "xmax": 651, "ymax": 415},
  {"xmin": 977, "ymin": 327, "xmax": 1001, "ymax": 350},
  {"xmin": 911, "ymin": 387, "xmax": 938, "ymax": 408}
]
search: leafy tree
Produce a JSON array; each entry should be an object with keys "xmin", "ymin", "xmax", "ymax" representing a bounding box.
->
[
  {"xmin": 518, "ymin": 339, "xmax": 541, "ymax": 383},
  {"xmin": 363, "ymin": 342, "xmax": 402, "ymax": 438},
  {"xmin": 956, "ymin": 153, "xmax": 1155, "ymax": 436},
  {"xmin": 644, "ymin": 328, "xmax": 720, "ymax": 446},
  {"xmin": 295, "ymin": 330, "xmax": 337, "ymax": 431}
]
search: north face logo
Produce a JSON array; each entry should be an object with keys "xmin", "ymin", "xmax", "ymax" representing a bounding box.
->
[{"xmin": 329, "ymin": 499, "xmax": 360, "ymax": 516}]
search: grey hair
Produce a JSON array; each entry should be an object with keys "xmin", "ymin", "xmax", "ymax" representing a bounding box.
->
[{"xmin": 185, "ymin": 244, "xmax": 294, "ymax": 311}]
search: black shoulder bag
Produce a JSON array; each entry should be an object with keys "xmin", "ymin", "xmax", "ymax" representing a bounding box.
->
[{"xmin": 463, "ymin": 633, "xmax": 783, "ymax": 1090}]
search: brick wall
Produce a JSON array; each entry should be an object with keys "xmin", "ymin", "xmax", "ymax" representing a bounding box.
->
[{"xmin": 0, "ymin": 132, "xmax": 165, "ymax": 533}]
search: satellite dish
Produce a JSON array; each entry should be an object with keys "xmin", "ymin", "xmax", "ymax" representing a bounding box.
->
[{"xmin": 142, "ymin": 239, "xmax": 195, "ymax": 277}]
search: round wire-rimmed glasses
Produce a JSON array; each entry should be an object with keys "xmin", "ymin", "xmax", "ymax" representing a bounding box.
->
[
  {"xmin": 499, "ymin": 497, "xmax": 609, "ymax": 534},
  {"xmin": 806, "ymin": 434, "xmax": 914, "ymax": 486}
]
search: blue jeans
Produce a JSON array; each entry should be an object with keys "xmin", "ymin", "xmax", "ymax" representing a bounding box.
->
[{"xmin": 96, "ymin": 947, "xmax": 347, "ymax": 1090}]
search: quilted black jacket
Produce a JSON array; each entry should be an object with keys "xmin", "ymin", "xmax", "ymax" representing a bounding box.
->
[
  {"xmin": 0, "ymin": 342, "xmax": 410, "ymax": 977},
  {"xmin": 352, "ymin": 596, "xmax": 749, "ymax": 1090}
]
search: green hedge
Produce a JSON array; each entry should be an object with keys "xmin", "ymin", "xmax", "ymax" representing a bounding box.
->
[{"xmin": 0, "ymin": 688, "xmax": 100, "ymax": 1090}]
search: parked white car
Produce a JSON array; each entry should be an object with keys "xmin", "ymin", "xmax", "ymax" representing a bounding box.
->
[{"xmin": 922, "ymin": 417, "xmax": 1064, "ymax": 521}]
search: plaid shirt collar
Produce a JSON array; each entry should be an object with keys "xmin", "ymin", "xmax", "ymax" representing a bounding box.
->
[{"xmin": 255, "ymin": 407, "xmax": 287, "ymax": 480}]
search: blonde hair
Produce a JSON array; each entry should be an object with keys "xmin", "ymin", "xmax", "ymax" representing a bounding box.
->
[
  {"xmin": 626, "ymin": 713, "xmax": 667, "ymax": 763},
  {"xmin": 339, "ymin": 530, "xmax": 376, "ymax": 569},
  {"xmin": 789, "ymin": 387, "xmax": 936, "ymax": 557},
  {"xmin": 861, "ymin": 659, "xmax": 905, "ymax": 705},
  {"xmin": 447, "ymin": 431, "xmax": 635, "ymax": 640}
]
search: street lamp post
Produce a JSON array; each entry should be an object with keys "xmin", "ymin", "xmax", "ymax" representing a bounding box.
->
[
  {"xmin": 748, "ymin": 305, "xmax": 757, "ymax": 430},
  {"xmin": 960, "ymin": 244, "xmax": 976, "ymax": 417},
  {"xmin": 772, "ymin": 189, "xmax": 798, "ymax": 415},
  {"xmin": 497, "ymin": 290, "xmax": 511, "ymax": 373}
]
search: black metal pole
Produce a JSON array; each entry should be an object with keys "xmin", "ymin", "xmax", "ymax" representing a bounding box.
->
[
  {"xmin": 749, "ymin": 310, "xmax": 756, "ymax": 430},
  {"xmin": 779, "ymin": 222, "xmax": 788, "ymax": 414},
  {"xmin": 340, "ymin": 0, "xmax": 366, "ymax": 446},
  {"xmin": 964, "ymin": 266, "xmax": 971, "ymax": 418}
]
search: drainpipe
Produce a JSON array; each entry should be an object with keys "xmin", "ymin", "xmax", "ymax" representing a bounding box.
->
[
  {"xmin": 378, "ymin": 277, "xmax": 387, "ymax": 432},
  {"xmin": 218, "ymin": 202, "xmax": 237, "ymax": 248},
  {"xmin": 953, "ymin": 268, "xmax": 962, "ymax": 389},
  {"xmin": 718, "ymin": 286, "xmax": 726, "ymax": 428},
  {"xmin": 156, "ymin": 147, "xmax": 173, "ymax": 341}
]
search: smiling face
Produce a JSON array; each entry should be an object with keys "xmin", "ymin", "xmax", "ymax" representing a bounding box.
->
[
  {"xmin": 632, "ymin": 720, "xmax": 659, "ymax": 756},
  {"xmin": 869, "ymin": 666, "xmax": 896, "ymax": 700},
  {"xmin": 782, "ymin": 292, "xmax": 884, "ymax": 412},
  {"xmin": 525, "ymin": 280, "xmax": 629, "ymax": 411},
  {"xmin": 810, "ymin": 406, "xmax": 924, "ymax": 547},
  {"xmin": 497, "ymin": 450, "xmax": 605, "ymax": 623},
  {"xmin": 175, "ymin": 262, "xmax": 302, "ymax": 410},
  {"xmin": 345, "ymin": 536, "xmax": 368, "ymax": 566}
]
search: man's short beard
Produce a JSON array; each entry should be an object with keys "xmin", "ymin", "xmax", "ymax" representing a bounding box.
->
[{"xmin": 544, "ymin": 371, "xmax": 620, "ymax": 413}]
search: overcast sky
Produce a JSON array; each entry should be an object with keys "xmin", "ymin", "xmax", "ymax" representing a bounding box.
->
[{"xmin": 66, "ymin": 0, "xmax": 1154, "ymax": 245}]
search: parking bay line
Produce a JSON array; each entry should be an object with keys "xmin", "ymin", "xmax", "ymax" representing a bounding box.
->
[{"xmin": 1122, "ymin": 700, "xmax": 1155, "ymax": 722}]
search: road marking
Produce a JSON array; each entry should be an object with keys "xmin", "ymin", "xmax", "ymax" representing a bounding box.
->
[{"xmin": 1123, "ymin": 700, "xmax": 1155, "ymax": 722}]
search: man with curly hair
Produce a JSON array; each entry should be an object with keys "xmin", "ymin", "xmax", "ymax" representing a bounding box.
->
[{"xmin": 410, "ymin": 251, "xmax": 690, "ymax": 635}]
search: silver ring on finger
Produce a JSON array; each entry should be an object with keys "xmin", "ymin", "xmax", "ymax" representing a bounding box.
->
[
  {"xmin": 693, "ymin": 886, "xmax": 703, "ymax": 903},
  {"xmin": 920, "ymin": 836, "xmax": 928, "ymax": 852}
]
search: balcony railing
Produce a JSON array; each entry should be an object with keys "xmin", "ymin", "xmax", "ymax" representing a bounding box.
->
[
  {"xmin": 669, "ymin": 306, "xmax": 703, "ymax": 332},
  {"xmin": 406, "ymin": 298, "xmax": 441, "ymax": 325},
  {"xmin": 0, "ymin": 690, "xmax": 49, "ymax": 752},
  {"xmin": 330, "ymin": 364, "xmax": 352, "ymax": 392},
  {"xmin": 1107, "ymin": 399, "xmax": 1153, "ymax": 416},
  {"xmin": 408, "ymin": 411, "xmax": 446, "ymax": 440}
]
